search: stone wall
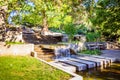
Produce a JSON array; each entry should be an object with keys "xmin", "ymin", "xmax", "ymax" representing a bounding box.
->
[
  {"xmin": 5, "ymin": 31, "xmax": 24, "ymax": 42},
  {"xmin": 0, "ymin": 43, "xmax": 34, "ymax": 56},
  {"xmin": 106, "ymin": 42, "xmax": 120, "ymax": 49}
]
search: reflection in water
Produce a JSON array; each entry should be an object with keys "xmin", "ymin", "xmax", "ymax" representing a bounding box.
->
[{"xmin": 77, "ymin": 62, "xmax": 120, "ymax": 80}]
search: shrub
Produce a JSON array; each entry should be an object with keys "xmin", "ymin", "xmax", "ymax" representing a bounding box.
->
[{"xmin": 81, "ymin": 49, "xmax": 101, "ymax": 55}]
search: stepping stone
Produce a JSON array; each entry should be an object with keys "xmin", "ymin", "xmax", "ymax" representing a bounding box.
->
[
  {"xmin": 91, "ymin": 55, "xmax": 116, "ymax": 62},
  {"xmin": 67, "ymin": 58, "xmax": 96, "ymax": 68},
  {"xmin": 59, "ymin": 60, "xmax": 87, "ymax": 71},
  {"xmin": 74, "ymin": 56, "xmax": 101, "ymax": 67},
  {"xmin": 83, "ymin": 56, "xmax": 110, "ymax": 65},
  {"xmin": 50, "ymin": 61, "xmax": 76, "ymax": 72}
]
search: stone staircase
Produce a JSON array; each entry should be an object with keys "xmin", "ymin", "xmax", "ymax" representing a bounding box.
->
[{"xmin": 34, "ymin": 45, "xmax": 55, "ymax": 61}]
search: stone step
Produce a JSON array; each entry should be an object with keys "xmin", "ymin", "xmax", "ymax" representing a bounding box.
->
[
  {"xmin": 36, "ymin": 52, "xmax": 54, "ymax": 55},
  {"xmin": 91, "ymin": 55, "xmax": 116, "ymax": 62},
  {"xmin": 37, "ymin": 54, "xmax": 54, "ymax": 57},
  {"xmin": 90, "ymin": 56, "xmax": 111, "ymax": 65},
  {"xmin": 35, "ymin": 49, "xmax": 54, "ymax": 52},
  {"xmin": 73, "ymin": 56, "xmax": 101, "ymax": 67},
  {"xmin": 78, "ymin": 54, "xmax": 113, "ymax": 64},
  {"xmin": 50, "ymin": 61, "xmax": 76, "ymax": 72},
  {"xmin": 68, "ymin": 58, "xmax": 96, "ymax": 68},
  {"xmin": 59, "ymin": 60, "xmax": 87, "ymax": 71},
  {"xmin": 74, "ymin": 56, "xmax": 111, "ymax": 67}
]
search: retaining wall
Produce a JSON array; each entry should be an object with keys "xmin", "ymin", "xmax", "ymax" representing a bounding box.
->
[{"xmin": 0, "ymin": 43, "xmax": 34, "ymax": 56}]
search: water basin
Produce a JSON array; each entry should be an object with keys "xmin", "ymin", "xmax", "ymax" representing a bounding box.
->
[{"xmin": 77, "ymin": 62, "xmax": 120, "ymax": 80}]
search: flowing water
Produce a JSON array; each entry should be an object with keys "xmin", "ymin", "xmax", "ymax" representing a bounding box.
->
[{"xmin": 77, "ymin": 62, "xmax": 120, "ymax": 80}]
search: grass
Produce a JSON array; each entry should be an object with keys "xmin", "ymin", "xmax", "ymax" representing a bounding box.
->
[
  {"xmin": 0, "ymin": 56, "xmax": 71, "ymax": 80},
  {"xmin": 5, "ymin": 41, "xmax": 24, "ymax": 45},
  {"xmin": 80, "ymin": 49, "xmax": 101, "ymax": 55}
]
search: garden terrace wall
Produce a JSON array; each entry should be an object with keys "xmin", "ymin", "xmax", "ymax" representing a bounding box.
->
[{"xmin": 0, "ymin": 43, "xmax": 34, "ymax": 56}]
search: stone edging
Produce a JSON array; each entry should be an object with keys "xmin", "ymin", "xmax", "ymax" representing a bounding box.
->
[{"xmin": 36, "ymin": 57, "xmax": 83, "ymax": 80}]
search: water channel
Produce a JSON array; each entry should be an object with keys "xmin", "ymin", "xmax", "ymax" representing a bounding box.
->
[
  {"xmin": 40, "ymin": 44, "xmax": 120, "ymax": 80},
  {"xmin": 77, "ymin": 62, "xmax": 120, "ymax": 80}
]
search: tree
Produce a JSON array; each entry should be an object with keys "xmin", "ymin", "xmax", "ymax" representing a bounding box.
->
[
  {"xmin": 93, "ymin": 0, "xmax": 120, "ymax": 42},
  {"xmin": 63, "ymin": 23, "xmax": 77, "ymax": 42}
]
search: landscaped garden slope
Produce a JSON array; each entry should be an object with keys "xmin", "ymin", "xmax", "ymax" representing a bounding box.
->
[{"xmin": 0, "ymin": 56, "xmax": 71, "ymax": 80}]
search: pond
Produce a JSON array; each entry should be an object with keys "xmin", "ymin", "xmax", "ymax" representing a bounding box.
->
[{"xmin": 77, "ymin": 62, "xmax": 120, "ymax": 80}]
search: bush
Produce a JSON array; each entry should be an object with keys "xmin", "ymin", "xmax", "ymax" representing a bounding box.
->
[
  {"xmin": 81, "ymin": 49, "xmax": 101, "ymax": 55},
  {"xmin": 63, "ymin": 23, "xmax": 77, "ymax": 42}
]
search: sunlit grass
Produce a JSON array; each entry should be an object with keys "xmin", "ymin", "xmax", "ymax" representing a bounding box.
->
[
  {"xmin": 0, "ymin": 56, "xmax": 71, "ymax": 80},
  {"xmin": 5, "ymin": 41, "xmax": 24, "ymax": 45},
  {"xmin": 80, "ymin": 49, "xmax": 101, "ymax": 55}
]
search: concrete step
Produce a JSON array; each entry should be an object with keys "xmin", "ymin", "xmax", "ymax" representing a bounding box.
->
[
  {"xmin": 82, "ymin": 56, "xmax": 110, "ymax": 65},
  {"xmin": 35, "ymin": 49, "xmax": 54, "ymax": 53},
  {"xmin": 59, "ymin": 60, "xmax": 87, "ymax": 71},
  {"xmin": 74, "ymin": 56, "xmax": 112, "ymax": 67},
  {"xmin": 78, "ymin": 54, "xmax": 112, "ymax": 65},
  {"xmin": 50, "ymin": 61, "xmax": 76, "ymax": 72},
  {"xmin": 37, "ymin": 54, "xmax": 54, "ymax": 57},
  {"xmin": 72, "ymin": 56, "xmax": 101, "ymax": 67},
  {"xmin": 91, "ymin": 55, "xmax": 116, "ymax": 62},
  {"xmin": 68, "ymin": 58, "xmax": 96, "ymax": 68}
]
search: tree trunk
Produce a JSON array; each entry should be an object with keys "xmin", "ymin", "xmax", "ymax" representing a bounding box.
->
[
  {"xmin": 0, "ymin": 6, "xmax": 7, "ymax": 41},
  {"xmin": 41, "ymin": 11, "xmax": 49, "ymax": 35}
]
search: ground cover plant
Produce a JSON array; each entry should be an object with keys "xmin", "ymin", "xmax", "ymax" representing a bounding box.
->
[
  {"xmin": 80, "ymin": 49, "xmax": 101, "ymax": 55},
  {"xmin": 0, "ymin": 56, "xmax": 71, "ymax": 80}
]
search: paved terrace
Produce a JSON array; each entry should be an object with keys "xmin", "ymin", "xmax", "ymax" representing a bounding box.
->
[{"xmin": 101, "ymin": 50, "xmax": 120, "ymax": 61}]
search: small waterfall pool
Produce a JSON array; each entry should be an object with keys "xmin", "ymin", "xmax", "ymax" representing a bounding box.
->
[{"xmin": 77, "ymin": 62, "xmax": 120, "ymax": 80}]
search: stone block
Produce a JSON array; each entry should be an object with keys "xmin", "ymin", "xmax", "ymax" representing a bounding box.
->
[
  {"xmin": 50, "ymin": 61, "xmax": 76, "ymax": 72},
  {"xmin": 68, "ymin": 58, "xmax": 96, "ymax": 68},
  {"xmin": 59, "ymin": 60, "xmax": 87, "ymax": 71}
]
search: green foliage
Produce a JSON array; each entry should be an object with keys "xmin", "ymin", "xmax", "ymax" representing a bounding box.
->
[
  {"xmin": 63, "ymin": 23, "xmax": 77, "ymax": 42},
  {"xmin": 81, "ymin": 49, "xmax": 101, "ymax": 55},
  {"xmin": 91, "ymin": 0, "xmax": 120, "ymax": 41},
  {"xmin": 0, "ymin": 56, "xmax": 71, "ymax": 80},
  {"xmin": 118, "ymin": 37, "xmax": 120, "ymax": 43},
  {"xmin": 76, "ymin": 24, "xmax": 88, "ymax": 34},
  {"xmin": 86, "ymin": 31, "xmax": 100, "ymax": 42},
  {"xmin": 1, "ymin": 0, "xmax": 120, "ymax": 42}
]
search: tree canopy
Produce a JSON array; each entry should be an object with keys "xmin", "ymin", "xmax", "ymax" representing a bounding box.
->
[{"xmin": 0, "ymin": 0, "xmax": 120, "ymax": 42}]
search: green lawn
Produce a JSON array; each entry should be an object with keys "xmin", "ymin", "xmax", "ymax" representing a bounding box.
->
[{"xmin": 0, "ymin": 56, "xmax": 71, "ymax": 80}]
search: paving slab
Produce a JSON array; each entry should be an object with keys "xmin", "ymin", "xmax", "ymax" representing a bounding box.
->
[
  {"xmin": 101, "ymin": 50, "xmax": 120, "ymax": 62},
  {"xmin": 67, "ymin": 58, "xmax": 96, "ymax": 68},
  {"xmin": 92, "ymin": 56, "xmax": 115, "ymax": 65},
  {"xmin": 73, "ymin": 56, "xmax": 101, "ymax": 67},
  {"xmin": 91, "ymin": 55, "xmax": 115, "ymax": 63},
  {"xmin": 59, "ymin": 60, "xmax": 87, "ymax": 71},
  {"xmin": 50, "ymin": 61, "xmax": 76, "ymax": 72},
  {"xmin": 85, "ymin": 56, "xmax": 111, "ymax": 65}
]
